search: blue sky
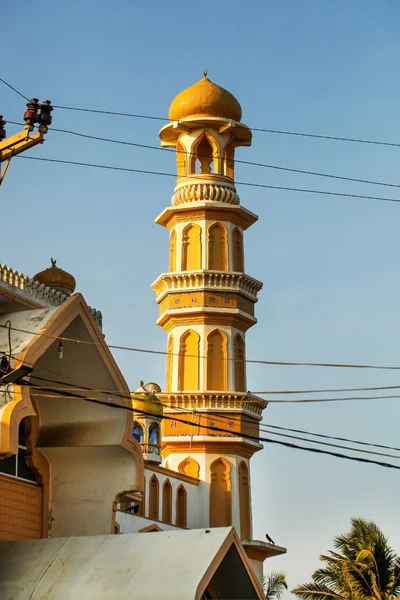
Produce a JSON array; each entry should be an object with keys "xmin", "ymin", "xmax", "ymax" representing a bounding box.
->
[{"xmin": 3, "ymin": 0, "xmax": 400, "ymax": 591}]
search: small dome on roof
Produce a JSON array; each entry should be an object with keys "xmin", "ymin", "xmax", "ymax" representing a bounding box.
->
[
  {"xmin": 131, "ymin": 381, "xmax": 163, "ymax": 417},
  {"xmin": 33, "ymin": 258, "xmax": 76, "ymax": 295},
  {"xmin": 169, "ymin": 75, "xmax": 242, "ymax": 122}
]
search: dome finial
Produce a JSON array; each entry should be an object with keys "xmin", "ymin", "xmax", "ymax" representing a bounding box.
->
[
  {"xmin": 202, "ymin": 68, "xmax": 208, "ymax": 78},
  {"xmin": 51, "ymin": 257, "xmax": 57, "ymax": 267}
]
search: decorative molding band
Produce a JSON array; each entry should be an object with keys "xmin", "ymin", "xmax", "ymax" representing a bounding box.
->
[
  {"xmin": 152, "ymin": 270, "xmax": 263, "ymax": 301},
  {"xmin": 158, "ymin": 393, "xmax": 267, "ymax": 417},
  {"xmin": 172, "ymin": 181, "xmax": 240, "ymax": 206}
]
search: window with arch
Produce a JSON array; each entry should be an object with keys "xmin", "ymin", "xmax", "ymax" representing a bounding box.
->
[
  {"xmin": 234, "ymin": 334, "xmax": 246, "ymax": 392},
  {"xmin": 238, "ymin": 461, "xmax": 251, "ymax": 540},
  {"xmin": 207, "ymin": 329, "xmax": 227, "ymax": 391},
  {"xmin": 176, "ymin": 485, "xmax": 187, "ymax": 528},
  {"xmin": 208, "ymin": 223, "xmax": 228, "ymax": 271},
  {"xmin": 181, "ymin": 223, "xmax": 202, "ymax": 271},
  {"xmin": 179, "ymin": 329, "xmax": 200, "ymax": 390},
  {"xmin": 166, "ymin": 335, "xmax": 174, "ymax": 392},
  {"xmin": 132, "ymin": 422, "xmax": 144, "ymax": 443},
  {"xmin": 148, "ymin": 474, "xmax": 159, "ymax": 520},
  {"xmin": 0, "ymin": 418, "xmax": 38, "ymax": 483},
  {"xmin": 210, "ymin": 458, "xmax": 231, "ymax": 527},
  {"xmin": 149, "ymin": 422, "xmax": 160, "ymax": 445},
  {"xmin": 191, "ymin": 133, "xmax": 218, "ymax": 174},
  {"xmin": 169, "ymin": 229, "xmax": 176, "ymax": 272},
  {"xmin": 162, "ymin": 479, "xmax": 172, "ymax": 524},
  {"xmin": 178, "ymin": 457, "xmax": 200, "ymax": 479},
  {"xmin": 232, "ymin": 227, "xmax": 244, "ymax": 272}
]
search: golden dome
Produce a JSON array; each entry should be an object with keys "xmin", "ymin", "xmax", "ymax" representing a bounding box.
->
[
  {"xmin": 34, "ymin": 258, "xmax": 76, "ymax": 295},
  {"xmin": 169, "ymin": 76, "xmax": 242, "ymax": 122},
  {"xmin": 131, "ymin": 382, "xmax": 163, "ymax": 417}
]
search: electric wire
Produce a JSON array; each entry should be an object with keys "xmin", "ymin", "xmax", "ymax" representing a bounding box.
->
[
  {"xmin": 11, "ymin": 368, "xmax": 400, "ymax": 456},
  {"xmin": 16, "ymin": 155, "xmax": 400, "ymax": 205},
  {"xmin": 4, "ymin": 75, "xmax": 400, "ymax": 149},
  {"xmin": 15, "ymin": 381, "xmax": 400, "ymax": 471},
  {"xmin": 4, "ymin": 321, "xmax": 400, "ymax": 371},
  {"xmin": 8, "ymin": 120, "xmax": 400, "ymax": 192}
]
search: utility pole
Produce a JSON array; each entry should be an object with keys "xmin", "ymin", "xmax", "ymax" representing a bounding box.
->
[{"xmin": 0, "ymin": 98, "xmax": 53, "ymax": 186}]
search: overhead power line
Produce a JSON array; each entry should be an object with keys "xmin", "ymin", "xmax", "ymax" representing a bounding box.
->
[
  {"xmin": 17, "ymin": 155, "xmax": 400, "ymax": 205},
  {"xmin": 22, "ymin": 369, "xmax": 400, "ymax": 455},
  {"xmin": 8, "ymin": 120, "xmax": 400, "ymax": 191},
  {"xmin": 15, "ymin": 379, "xmax": 400, "ymax": 471},
  {"xmin": 3, "ymin": 76, "xmax": 400, "ymax": 151},
  {"xmin": 4, "ymin": 321, "xmax": 400, "ymax": 371}
]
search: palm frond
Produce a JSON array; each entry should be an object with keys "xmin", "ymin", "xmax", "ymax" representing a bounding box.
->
[
  {"xmin": 291, "ymin": 581, "xmax": 347, "ymax": 600},
  {"xmin": 263, "ymin": 571, "xmax": 288, "ymax": 600}
]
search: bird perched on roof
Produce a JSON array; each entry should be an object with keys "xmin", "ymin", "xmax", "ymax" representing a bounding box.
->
[{"xmin": 266, "ymin": 533, "xmax": 275, "ymax": 545}]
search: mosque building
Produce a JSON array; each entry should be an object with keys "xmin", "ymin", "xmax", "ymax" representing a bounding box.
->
[{"xmin": 0, "ymin": 76, "xmax": 286, "ymax": 599}]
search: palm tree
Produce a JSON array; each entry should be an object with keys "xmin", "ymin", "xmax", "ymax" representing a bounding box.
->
[
  {"xmin": 264, "ymin": 571, "xmax": 288, "ymax": 600},
  {"xmin": 292, "ymin": 518, "xmax": 400, "ymax": 600}
]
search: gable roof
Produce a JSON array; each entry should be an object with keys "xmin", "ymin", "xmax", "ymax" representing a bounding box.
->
[{"xmin": 0, "ymin": 528, "xmax": 265, "ymax": 600}]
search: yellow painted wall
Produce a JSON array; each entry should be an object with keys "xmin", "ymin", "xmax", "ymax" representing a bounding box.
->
[
  {"xmin": 0, "ymin": 475, "xmax": 43, "ymax": 540},
  {"xmin": 166, "ymin": 335, "xmax": 174, "ymax": 391},
  {"xmin": 169, "ymin": 230, "xmax": 176, "ymax": 271},
  {"xmin": 232, "ymin": 228, "xmax": 244, "ymax": 272},
  {"xmin": 210, "ymin": 458, "xmax": 231, "ymax": 527}
]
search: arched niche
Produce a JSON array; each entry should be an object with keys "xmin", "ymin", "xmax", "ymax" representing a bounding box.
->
[
  {"xmin": 169, "ymin": 229, "xmax": 176, "ymax": 272},
  {"xmin": 162, "ymin": 479, "xmax": 172, "ymax": 524},
  {"xmin": 234, "ymin": 334, "xmax": 246, "ymax": 392},
  {"xmin": 209, "ymin": 458, "xmax": 231, "ymax": 527},
  {"xmin": 178, "ymin": 330, "xmax": 200, "ymax": 391},
  {"xmin": 207, "ymin": 329, "xmax": 227, "ymax": 391},
  {"xmin": 181, "ymin": 223, "xmax": 202, "ymax": 271},
  {"xmin": 232, "ymin": 227, "xmax": 244, "ymax": 272},
  {"xmin": 178, "ymin": 457, "xmax": 200, "ymax": 479},
  {"xmin": 208, "ymin": 223, "xmax": 228, "ymax": 271},
  {"xmin": 148, "ymin": 474, "xmax": 159, "ymax": 520},
  {"xmin": 166, "ymin": 335, "xmax": 174, "ymax": 392},
  {"xmin": 238, "ymin": 461, "xmax": 251, "ymax": 540},
  {"xmin": 176, "ymin": 485, "xmax": 187, "ymax": 528}
]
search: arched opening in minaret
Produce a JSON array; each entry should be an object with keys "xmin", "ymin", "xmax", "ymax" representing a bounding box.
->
[
  {"xmin": 166, "ymin": 334, "xmax": 174, "ymax": 392},
  {"xmin": 207, "ymin": 329, "xmax": 227, "ymax": 391},
  {"xmin": 238, "ymin": 461, "xmax": 251, "ymax": 540},
  {"xmin": 210, "ymin": 458, "xmax": 231, "ymax": 527},
  {"xmin": 234, "ymin": 333, "xmax": 246, "ymax": 392},
  {"xmin": 162, "ymin": 479, "xmax": 172, "ymax": 524},
  {"xmin": 191, "ymin": 133, "xmax": 218, "ymax": 175},
  {"xmin": 149, "ymin": 474, "xmax": 159, "ymax": 520},
  {"xmin": 169, "ymin": 229, "xmax": 176, "ymax": 271},
  {"xmin": 208, "ymin": 223, "xmax": 228, "ymax": 271},
  {"xmin": 176, "ymin": 139, "xmax": 186, "ymax": 177},
  {"xmin": 178, "ymin": 329, "xmax": 200, "ymax": 390},
  {"xmin": 181, "ymin": 223, "xmax": 202, "ymax": 271},
  {"xmin": 176, "ymin": 485, "xmax": 187, "ymax": 528},
  {"xmin": 149, "ymin": 422, "xmax": 160, "ymax": 445},
  {"xmin": 232, "ymin": 227, "xmax": 244, "ymax": 272},
  {"xmin": 178, "ymin": 457, "xmax": 200, "ymax": 479}
]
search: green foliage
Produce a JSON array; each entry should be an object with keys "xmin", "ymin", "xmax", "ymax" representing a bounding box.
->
[
  {"xmin": 292, "ymin": 518, "xmax": 400, "ymax": 600},
  {"xmin": 263, "ymin": 571, "xmax": 288, "ymax": 600}
]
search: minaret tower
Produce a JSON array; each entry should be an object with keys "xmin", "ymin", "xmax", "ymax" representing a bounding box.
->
[{"xmin": 152, "ymin": 75, "xmax": 266, "ymax": 540}]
